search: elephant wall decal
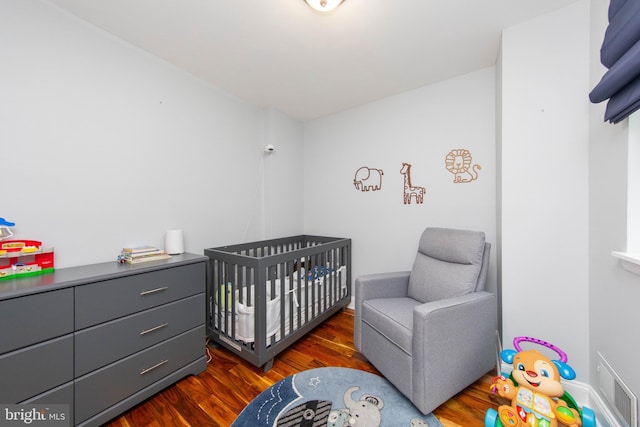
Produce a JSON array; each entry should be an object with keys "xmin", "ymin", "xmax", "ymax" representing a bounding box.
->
[{"xmin": 353, "ymin": 166, "xmax": 384, "ymax": 192}]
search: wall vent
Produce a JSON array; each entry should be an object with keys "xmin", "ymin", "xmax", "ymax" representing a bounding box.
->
[{"xmin": 597, "ymin": 352, "xmax": 638, "ymax": 427}]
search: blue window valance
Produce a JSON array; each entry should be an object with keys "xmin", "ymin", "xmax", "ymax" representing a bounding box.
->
[{"xmin": 590, "ymin": 0, "xmax": 640, "ymax": 123}]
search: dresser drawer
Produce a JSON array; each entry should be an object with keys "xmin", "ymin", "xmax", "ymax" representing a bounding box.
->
[
  {"xmin": 0, "ymin": 288, "xmax": 73, "ymax": 354},
  {"xmin": 21, "ymin": 382, "xmax": 74, "ymax": 427},
  {"xmin": 75, "ymin": 262, "xmax": 205, "ymax": 329},
  {"xmin": 0, "ymin": 335, "xmax": 73, "ymax": 403},
  {"xmin": 75, "ymin": 293, "xmax": 205, "ymax": 376},
  {"xmin": 75, "ymin": 325, "xmax": 204, "ymax": 424},
  {"xmin": 20, "ymin": 381, "xmax": 74, "ymax": 405}
]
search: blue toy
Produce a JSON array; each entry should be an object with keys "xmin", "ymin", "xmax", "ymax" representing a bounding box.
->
[
  {"xmin": 0, "ymin": 217, "xmax": 15, "ymax": 240},
  {"xmin": 306, "ymin": 265, "xmax": 334, "ymax": 281}
]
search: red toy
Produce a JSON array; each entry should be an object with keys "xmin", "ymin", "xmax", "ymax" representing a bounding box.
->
[{"xmin": 0, "ymin": 240, "xmax": 55, "ymax": 280}]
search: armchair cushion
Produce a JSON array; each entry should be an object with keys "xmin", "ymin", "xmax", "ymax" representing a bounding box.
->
[
  {"xmin": 408, "ymin": 228, "xmax": 486, "ymax": 303},
  {"xmin": 361, "ymin": 297, "xmax": 422, "ymax": 355}
]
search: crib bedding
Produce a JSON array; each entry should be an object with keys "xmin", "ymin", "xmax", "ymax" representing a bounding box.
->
[{"xmin": 214, "ymin": 266, "xmax": 347, "ymax": 343}]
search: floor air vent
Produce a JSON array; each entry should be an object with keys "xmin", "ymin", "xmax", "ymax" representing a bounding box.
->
[{"xmin": 597, "ymin": 352, "xmax": 638, "ymax": 427}]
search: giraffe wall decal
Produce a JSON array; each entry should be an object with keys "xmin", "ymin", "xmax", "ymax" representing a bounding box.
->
[{"xmin": 399, "ymin": 162, "xmax": 426, "ymax": 205}]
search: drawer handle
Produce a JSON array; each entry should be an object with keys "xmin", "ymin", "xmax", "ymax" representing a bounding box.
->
[
  {"xmin": 140, "ymin": 359, "xmax": 169, "ymax": 375},
  {"xmin": 140, "ymin": 322, "xmax": 169, "ymax": 336},
  {"xmin": 139, "ymin": 286, "xmax": 169, "ymax": 296}
]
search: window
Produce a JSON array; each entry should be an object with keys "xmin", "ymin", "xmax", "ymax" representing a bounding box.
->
[
  {"xmin": 613, "ymin": 114, "xmax": 640, "ymax": 274},
  {"xmin": 628, "ymin": 114, "xmax": 640, "ymax": 252}
]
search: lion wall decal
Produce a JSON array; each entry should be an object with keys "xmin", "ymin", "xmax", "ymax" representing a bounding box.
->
[{"xmin": 445, "ymin": 149, "xmax": 481, "ymax": 183}]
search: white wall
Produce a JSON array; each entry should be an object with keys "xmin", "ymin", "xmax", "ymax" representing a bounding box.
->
[
  {"xmin": 262, "ymin": 108, "xmax": 305, "ymax": 239},
  {"xmin": 1, "ymin": 0, "xmax": 301, "ymax": 268},
  {"xmin": 499, "ymin": 0, "xmax": 591, "ymax": 378},
  {"xmin": 495, "ymin": 43, "xmax": 505, "ymax": 334},
  {"xmin": 303, "ymin": 68, "xmax": 497, "ymax": 295}
]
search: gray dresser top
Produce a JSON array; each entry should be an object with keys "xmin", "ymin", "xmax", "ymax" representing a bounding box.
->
[{"xmin": 0, "ymin": 253, "xmax": 207, "ymax": 301}]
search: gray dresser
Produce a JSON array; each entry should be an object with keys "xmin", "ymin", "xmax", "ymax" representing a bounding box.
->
[{"xmin": 0, "ymin": 253, "xmax": 208, "ymax": 426}]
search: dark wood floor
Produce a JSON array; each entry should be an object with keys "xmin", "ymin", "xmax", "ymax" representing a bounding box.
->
[{"xmin": 105, "ymin": 309, "xmax": 496, "ymax": 427}]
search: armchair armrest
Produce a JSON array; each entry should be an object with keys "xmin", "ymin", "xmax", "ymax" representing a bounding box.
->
[
  {"xmin": 411, "ymin": 291, "xmax": 497, "ymax": 414},
  {"xmin": 355, "ymin": 272, "xmax": 410, "ymax": 302},
  {"xmin": 354, "ymin": 272, "xmax": 410, "ymax": 350}
]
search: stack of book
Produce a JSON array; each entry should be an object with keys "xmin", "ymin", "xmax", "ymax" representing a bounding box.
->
[{"xmin": 119, "ymin": 245, "xmax": 171, "ymax": 264}]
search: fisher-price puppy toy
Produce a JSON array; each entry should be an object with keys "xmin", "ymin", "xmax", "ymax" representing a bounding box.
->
[{"xmin": 485, "ymin": 336, "xmax": 596, "ymax": 427}]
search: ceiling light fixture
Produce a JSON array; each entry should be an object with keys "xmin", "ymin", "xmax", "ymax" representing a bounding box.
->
[{"xmin": 304, "ymin": 0, "xmax": 345, "ymax": 13}]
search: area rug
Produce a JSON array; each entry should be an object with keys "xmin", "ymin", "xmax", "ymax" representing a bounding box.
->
[{"xmin": 232, "ymin": 367, "xmax": 443, "ymax": 427}]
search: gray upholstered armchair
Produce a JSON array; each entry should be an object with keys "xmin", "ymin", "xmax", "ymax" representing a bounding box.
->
[{"xmin": 354, "ymin": 227, "xmax": 497, "ymax": 415}]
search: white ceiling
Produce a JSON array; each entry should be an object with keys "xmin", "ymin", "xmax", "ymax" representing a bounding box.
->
[{"xmin": 46, "ymin": 0, "xmax": 579, "ymax": 121}]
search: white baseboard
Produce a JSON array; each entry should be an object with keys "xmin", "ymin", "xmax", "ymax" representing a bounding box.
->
[{"xmin": 582, "ymin": 384, "xmax": 625, "ymax": 427}]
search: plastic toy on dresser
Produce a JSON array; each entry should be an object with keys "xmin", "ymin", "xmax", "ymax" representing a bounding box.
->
[
  {"xmin": 486, "ymin": 336, "xmax": 596, "ymax": 427},
  {"xmin": 0, "ymin": 217, "xmax": 55, "ymax": 280}
]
